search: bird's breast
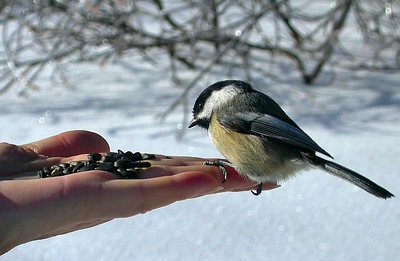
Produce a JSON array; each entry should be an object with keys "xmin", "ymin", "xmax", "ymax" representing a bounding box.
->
[{"xmin": 209, "ymin": 116, "xmax": 306, "ymax": 182}]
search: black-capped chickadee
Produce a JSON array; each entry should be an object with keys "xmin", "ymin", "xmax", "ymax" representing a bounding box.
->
[{"xmin": 189, "ymin": 80, "xmax": 394, "ymax": 199}]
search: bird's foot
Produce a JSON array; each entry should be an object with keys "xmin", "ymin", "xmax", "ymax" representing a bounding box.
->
[{"xmin": 203, "ymin": 160, "xmax": 228, "ymax": 183}]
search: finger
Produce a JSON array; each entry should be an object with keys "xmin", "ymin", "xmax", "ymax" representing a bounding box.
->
[
  {"xmin": 137, "ymin": 164, "xmax": 279, "ymax": 193},
  {"xmin": 1, "ymin": 131, "xmax": 109, "ymax": 176},
  {"xmin": 21, "ymin": 130, "xmax": 110, "ymax": 157},
  {"xmin": 0, "ymin": 172, "xmax": 118, "ymax": 247},
  {"xmin": 0, "ymin": 143, "xmax": 43, "ymax": 176},
  {"xmin": 147, "ymin": 157, "xmax": 226, "ymax": 166},
  {"xmin": 151, "ymin": 155, "xmax": 212, "ymax": 162},
  {"xmin": 1, "ymin": 169, "xmax": 224, "ymax": 249},
  {"xmin": 98, "ymin": 171, "xmax": 223, "ymax": 217}
]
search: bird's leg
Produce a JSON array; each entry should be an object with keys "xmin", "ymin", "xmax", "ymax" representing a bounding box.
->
[
  {"xmin": 203, "ymin": 160, "xmax": 228, "ymax": 183},
  {"xmin": 251, "ymin": 182, "xmax": 263, "ymax": 196},
  {"xmin": 203, "ymin": 161, "xmax": 263, "ymax": 196}
]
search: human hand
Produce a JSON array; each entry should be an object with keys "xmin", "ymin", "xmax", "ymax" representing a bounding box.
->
[{"xmin": 0, "ymin": 130, "xmax": 278, "ymax": 254}]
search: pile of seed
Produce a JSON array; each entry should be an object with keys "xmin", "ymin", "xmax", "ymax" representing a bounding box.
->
[{"xmin": 38, "ymin": 150, "xmax": 155, "ymax": 179}]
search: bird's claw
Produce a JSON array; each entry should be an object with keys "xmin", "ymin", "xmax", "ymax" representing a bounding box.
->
[
  {"xmin": 203, "ymin": 160, "xmax": 228, "ymax": 183},
  {"xmin": 251, "ymin": 182, "xmax": 263, "ymax": 196}
]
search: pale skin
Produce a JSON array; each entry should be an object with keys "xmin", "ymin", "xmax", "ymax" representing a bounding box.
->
[{"xmin": 0, "ymin": 130, "xmax": 279, "ymax": 255}]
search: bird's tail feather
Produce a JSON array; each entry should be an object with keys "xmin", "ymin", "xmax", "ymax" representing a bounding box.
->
[{"xmin": 305, "ymin": 154, "xmax": 394, "ymax": 199}]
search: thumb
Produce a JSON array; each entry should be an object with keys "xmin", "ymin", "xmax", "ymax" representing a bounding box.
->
[{"xmin": 21, "ymin": 130, "xmax": 110, "ymax": 157}]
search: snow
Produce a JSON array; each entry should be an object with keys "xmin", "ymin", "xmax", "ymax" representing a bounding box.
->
[{"xmin": 0, "ymin": 59, "xmax": 399, "ymax": 261}]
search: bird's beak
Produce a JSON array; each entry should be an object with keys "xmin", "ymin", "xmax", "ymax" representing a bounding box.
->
[{"xmin": 188, "ymin": 118, "xmax": 198, "ymax": 128}]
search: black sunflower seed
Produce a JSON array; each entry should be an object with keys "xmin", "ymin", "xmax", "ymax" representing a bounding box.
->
[
  {"xmin": 116, "ymin": 168, "xmax": 128, "ymax": 177},
  {"xmin": 95, "ymin": 162, "xmax": 115, "ymax": 172},
  {"xmin": 142, "ymin": 153, "xmax": 156, "ymax": 160},
  {"xmin": 130, "ymin": 152, "xmax": 144, "ymax": 161},
  {"xmin": 103, "ymin": 154, "xmax": 116, "ymax": 162},
  {"xmin": 69, "ymin": 161, "xmax": 81, "ymax": 166},
  {"xmin": 124, "ymin": 150, "xmax": 134, "ymax": 158},
  {"xmin": 51, "ymin": 166, "xmax": 64, "ymax": 176},
  {"xmin": 113, "ymin": 153, "xmax": 123, "ymax": 160},
  {"xmin": 77, "ymin": 163, "xmax": 96, "ymax": 172},
  {"xmin": 132, "ymin": 161, "xmax": 152, "ymax": 168},
  {"xmin": 88, "ymin": 153, "xmax": 102, "ymax": 162},
  {"xmin": 58, "ymin": 163, "xmax": 70, "ymax": 169},
  {"xmin": 63, "ymin": 166, "xmax": 74, "ymax": 175},
  {"xmin": 114, "ymin": 159, "xmax": 136, "ymax": 168},
  {"xmin": 38, "ymin": 170, "xmax": 46, "ymax": 178},
  {"xmin": 72, "ymin": 162, "xmax": 85, "ymax": 172}
]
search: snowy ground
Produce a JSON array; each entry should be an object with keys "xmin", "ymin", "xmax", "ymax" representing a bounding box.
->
[{"xmin": 0, "ymin": 59, "xmax": 399, "ymax": 261}]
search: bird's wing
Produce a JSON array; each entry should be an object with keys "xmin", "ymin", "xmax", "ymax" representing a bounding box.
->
[{"xmin": 218, "ymin": 112, "xmax": 333, "ymax": 158}]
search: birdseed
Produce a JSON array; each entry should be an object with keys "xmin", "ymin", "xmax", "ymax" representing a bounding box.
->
[{"xmin": 38, "ymin": 150, "xmax": 154, "ymax": 179}]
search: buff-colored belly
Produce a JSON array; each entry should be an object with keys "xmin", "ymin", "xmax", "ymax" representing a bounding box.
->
[{"xmin": 209, "ymin": 117, "xmax": 305, "ymax": 182}]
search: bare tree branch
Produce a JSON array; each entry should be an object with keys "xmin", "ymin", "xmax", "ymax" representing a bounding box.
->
[{"xmin": 0, "ymin": 0, "xmax": 399, "ymax": 98}]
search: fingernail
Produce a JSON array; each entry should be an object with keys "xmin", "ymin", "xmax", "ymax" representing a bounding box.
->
[{"xmin": 265, "ymin": 184, "xmax": 281, "ymax": 190}]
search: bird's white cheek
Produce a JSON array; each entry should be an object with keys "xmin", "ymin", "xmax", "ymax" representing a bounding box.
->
[{"xmin": 197, "ymin": 85, "xmax": 241, "ymax": 120}]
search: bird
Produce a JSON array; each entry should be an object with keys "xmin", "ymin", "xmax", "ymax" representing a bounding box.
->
[{"xmin": 188, "ymin": 80, "xmax": 394, "ymax": 199}]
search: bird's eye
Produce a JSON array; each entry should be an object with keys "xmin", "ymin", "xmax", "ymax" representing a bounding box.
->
[{"xmin": 195, "ymin": 102, "xmax": 204, "ymax": 110}]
